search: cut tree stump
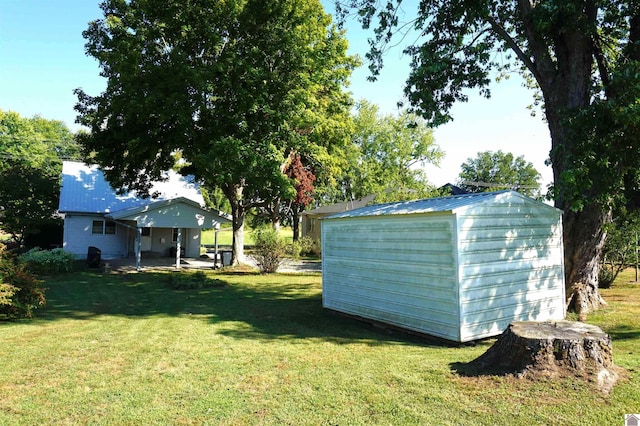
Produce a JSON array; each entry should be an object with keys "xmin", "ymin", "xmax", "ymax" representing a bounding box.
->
[{"xmin": 467, "ymin": 320, "xmax": 620, "ymax": 393}]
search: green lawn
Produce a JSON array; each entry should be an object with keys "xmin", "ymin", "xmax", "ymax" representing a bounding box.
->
[{"xmin": 0, "ymin": 268, "xmax": 638, "ymax": 425}]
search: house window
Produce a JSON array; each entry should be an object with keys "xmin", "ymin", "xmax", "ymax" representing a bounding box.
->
[
  {"xmin": 105, "ymin": 221, "xmax": 116, "ymax": 235},
  {"xmin": 92, "ymin": 220, "xmax": 116, "ymax": 235},
  {"xmin": 141, "ymin": 227, "xmax": 151, "ymax": 237},
  {"xmin": 92, "ymin": 220, "xmax": 103, "ymax": 234}
]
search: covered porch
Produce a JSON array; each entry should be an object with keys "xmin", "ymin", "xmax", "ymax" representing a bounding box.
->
[{"xmin": 107, "ymin": 197, "xmax": 231, "ymax": 270}]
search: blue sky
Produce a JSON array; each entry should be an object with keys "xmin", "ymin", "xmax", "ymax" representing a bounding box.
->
[{"xmin": 0, "ymin": 0, "xmax": 552, "ymax": 188}]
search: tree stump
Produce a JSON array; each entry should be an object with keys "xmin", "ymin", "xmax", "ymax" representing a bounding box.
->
[{"xmin": 467, "ymin": 320, "xmax": 620, "ymax": 393}]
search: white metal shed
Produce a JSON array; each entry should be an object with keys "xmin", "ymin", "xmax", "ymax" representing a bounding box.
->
[{"xmin": 321, "ymin": 191, "xmax": 565, "ymax": 342}]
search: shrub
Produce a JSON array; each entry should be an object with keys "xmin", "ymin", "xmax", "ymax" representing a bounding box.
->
[
  {"xmin": 252, "ymin": 227, "xmax": 286, "ymax": 273},
  {"xmin": 18, "ymin": 247, "xmax": 75, "ymax": 275},
  {"xmin": 286, "ymin": 241, "xmax": 302, "ymax": 259},
  {"xmin": 598, "ymin": 265, "xmax": 615, "ymax": 289},
  {"xmin": 297, "ymin": 236, "xmax": 316, "ymax": 256},
  {"xmin": 0, "ymin": 245, "xmax": 46, "ymax": 319}
]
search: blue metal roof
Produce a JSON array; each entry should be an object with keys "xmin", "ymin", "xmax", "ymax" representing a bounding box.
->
[
  {"xmin": 58, "ymin": 161, "xmax": 205, "ymax": 214},
  {"xmin": 326, "ymin": 190, "xmax": 558, "ymax": 219}
]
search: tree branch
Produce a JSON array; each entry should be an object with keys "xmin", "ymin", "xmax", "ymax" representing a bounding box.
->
[{"xmin": 484, "ymin": 13, "xmax": 542, "ymax": 84}]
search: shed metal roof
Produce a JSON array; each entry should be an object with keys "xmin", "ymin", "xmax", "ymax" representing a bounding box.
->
[
  {"xmin": 326, "ymin": 190, "xmax": 560, "ymax": 219},
  {"xmin": 58, "ymin": 161, "xmax": 205, "ymax": 214}
]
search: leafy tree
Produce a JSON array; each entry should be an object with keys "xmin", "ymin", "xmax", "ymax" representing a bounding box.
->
[
  {"xmin": 322, "ymin": 100, "xmax": 442, "ymax": 204},
  {"xmin": 286, "ymin": 154, "xmax": 316, "ymax": 240},
  {"xmin": 75, "ymin": 0, "xmax": 357, "ymax": 264},
  {"xmin": 0, "ymin": 110, "xmax": 78, "ymax": 245},
  {"xmin": 458, "ymin": 150, "xmax": 541, "ymax": 197},
  {"xmin": 336, "ymin": 0, "xmax": 640, "ymax": 315},
  {"xmin": 601, "ymin": 213, "xmax": 640, "ymax": 284}
]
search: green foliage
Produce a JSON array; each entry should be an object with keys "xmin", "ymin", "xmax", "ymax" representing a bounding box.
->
[
  {"xmin": 458, "ymin": 150, "xmax": 541, "ymax": 197},
  {"xmin": 286, "ymin": 235, "xmax": 319, "ymax": 258},
  {"xmin": 319, "ymin": 100, "xmax": 442, "ymax": 204},
  {"xmin": 0, "ymin": 110, "xmax": 78, "ymax": 244},
  {"xmin": 252, "ymin": 227, "xmax": 287, "ymax": 273},
  {"xmin": 75, "ymin": 0, "xmax": 358, "ymax": 263},
  {"xmin": 338, "ymin": 0, "xmax": 640, "ymax": 311},
  {"xmin": 598, "ymin": 265, "xmax": 615, "ymax": 289},
  {"xmin": 601, "ymin": 212, "xmax": 640, "ymax": 283},
  {"xmin": 0, "ymin": 246, "xmax": 46, "ymax": 319},
  {"xmin": 167, "ymin": 271, "xmax": 226, "ymax": 290},
  {"xmin": 297, "ymin": 235, "xmax": 316, "ymax": 256},
  {"xmin": 18, "ymin": 247, "xmax": 76, "ymax": 275}
]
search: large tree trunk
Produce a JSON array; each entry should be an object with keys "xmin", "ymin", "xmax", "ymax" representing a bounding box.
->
[
  {"xmin": 546, "ymin": 106, "xmax": 609, "ymax": 316},
  {"xmin": 223, "ymin": 183, "xmax": 247, "ymax": 265},
  {"xmin": 517, "ymin": 0, "xmax": 607, "ymax": 316},
  {"xmin": 467, "ymin": 321, "xmax": 620, "ymax": 394},
  {"xmin": 563, "ymin": 208, "xmax": 610, "ymax": 317}
]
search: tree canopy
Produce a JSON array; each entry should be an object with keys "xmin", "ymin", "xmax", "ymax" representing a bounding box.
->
[
  {"xmin": 76, "ymin": 0, "xmax": 357, "ymax": 263},
  {"xmin": 0, "ymin": 110, "xmax": 78, "ymax": 244},
  {"xmin": 458, "ymin": 150, "xmax": 541, "ymax": 197},
  {"xmin": 337, "ymin": 0, "xmax": 640, "ymax": 315},
  {"xmin": 318, "ymin": 100, "xmax": 442, "ymax": 204}
]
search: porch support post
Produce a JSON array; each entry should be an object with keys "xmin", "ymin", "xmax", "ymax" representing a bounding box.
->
[
  {"xmin": 214, "ymin": 224, "xmax": 220, "ymax": 268},
  {"xmin": 176, "ymin": 228, "xmax": 182, "ymax": 269},
  {"xmin": 136, "ymin": 226, "xmax": 142, "ymax": 271}
]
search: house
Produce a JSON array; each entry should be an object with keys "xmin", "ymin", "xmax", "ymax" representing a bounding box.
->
[
  {"xmin": 58, "ymin": 161, "xmax": 231, "ymax": 268},
  {"xmin": 301, "ymin": 194, "xmax": 377, "ymax": 243},
  {"xmin": 321, "ymin": 190, "xmax": 565, "ymax": 343}
]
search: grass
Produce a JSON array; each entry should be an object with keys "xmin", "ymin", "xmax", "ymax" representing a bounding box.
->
[{"xmin": 0, "ymin": 269, "xmax": 638, "ymax": 425}]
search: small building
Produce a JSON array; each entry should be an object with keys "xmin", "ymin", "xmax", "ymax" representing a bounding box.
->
[
  {"xmin": 58, "ymin": 161, "xmax": 231, "ymax": 268},
  {"xmin": 301, "ymin": 194, "xmax": 377, "ymax": 243},
  {"xmin": 321, "ymin": 191, "xmax": 565, "ymax": 342}
]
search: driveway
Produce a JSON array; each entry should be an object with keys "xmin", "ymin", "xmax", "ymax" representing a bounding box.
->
[{"xmin": 100, "ymin": 255, "xmax": 321, "ymax": 273}]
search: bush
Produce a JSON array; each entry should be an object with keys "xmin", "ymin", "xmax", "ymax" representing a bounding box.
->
[
  {"xmin": 0, "ymin": 245, "xmax": 46, "ymax": 319},
  {"xmin": 286, "ymin": 241, "xmax": 302, "ymax": 259},
  {"xmin": 297, "ymin": 236, "xmax": 316, "ymax": 256},
  {"xmin": 18, "ymin": 247, "xmax": 75, "ymax": 275},
  {"xmin": 598, "ymin": 265, "xmax": 615, "ymax": 289},
  {"xmin": 252, "ymin": 227, "xmax": 286, "ymax": 273}
]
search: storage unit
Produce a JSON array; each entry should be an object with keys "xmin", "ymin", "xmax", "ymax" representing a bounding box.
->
[{"xmin": 321, "ymin": 191, "xmax": 565, "ymax": 342}]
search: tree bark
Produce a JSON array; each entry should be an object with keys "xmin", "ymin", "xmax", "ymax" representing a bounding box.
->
[
  {"xmin": 516, "ymin": 1, "xmax": 607, "ymax": 316},
  {"xmin": 223, "ymin": 182, "xmax": 246, "ymax": 265},
  {"xmin": 292, "ymin": 206, "xmax": 301, "ymax": 242},
  {"xmin": 467, "ymin": 321, "xmax": 620, "ymax": 394}
]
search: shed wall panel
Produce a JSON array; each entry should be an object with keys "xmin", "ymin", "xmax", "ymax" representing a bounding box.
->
[
  {"xmin": 456, "ymin": 203, "xmax": 565, "ymax": 341},
  {"xmin": 322, "ymin": 214, "xmax": 461, "ymax": 341}
]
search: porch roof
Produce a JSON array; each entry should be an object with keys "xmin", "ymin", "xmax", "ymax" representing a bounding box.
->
[{"xmin": 107, "ymin": 197, "xmax": 231, "ymax": 229}]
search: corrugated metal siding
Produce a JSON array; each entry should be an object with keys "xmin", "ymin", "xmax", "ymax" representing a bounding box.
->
[
  {"xmin": 456, "ymin": 200, "xmax": 565, "ymax": 341},
  {"xmin": 322, "ymin": 214, "xmax": 461, "ymax": 341}
]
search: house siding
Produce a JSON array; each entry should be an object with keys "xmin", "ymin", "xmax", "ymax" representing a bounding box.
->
[
  {"xmin": 322, "ymin": 213, "xmax": 461, "ymax": 341},
  {"xmin": 63, "ymin": 215, "xmax": 129, "ymax": 259}
]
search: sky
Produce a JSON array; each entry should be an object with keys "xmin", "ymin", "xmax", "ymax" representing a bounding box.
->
[{"xmin": 0, "ymin": 0, "xmax": 553, "ymax": 189}]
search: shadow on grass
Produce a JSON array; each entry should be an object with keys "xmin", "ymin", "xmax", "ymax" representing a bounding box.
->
[
  {"xmin": 606, "ymin": 325, "xmax": 640, "ymax": 341},
  {"xmin": 37, "ymin": 270, "xmax": 437, "ymax": 347}
]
